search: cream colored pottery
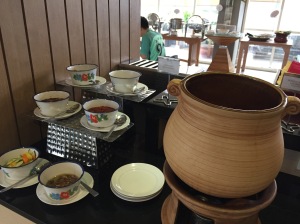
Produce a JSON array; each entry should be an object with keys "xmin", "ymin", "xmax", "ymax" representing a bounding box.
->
[{"xmin": 163, "ymin": 72, "xmax": 300, "ymax": 198}]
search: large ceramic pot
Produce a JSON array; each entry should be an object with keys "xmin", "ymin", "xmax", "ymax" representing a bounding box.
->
[{"xmin": 163, "ymin": 72, "xmax": 300, "ymax": 198}]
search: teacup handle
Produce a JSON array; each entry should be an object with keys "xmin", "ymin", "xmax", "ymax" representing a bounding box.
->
[
  {"xmin": 167, "ymin": 79, "xmax": 181, "ymax": 97},
  {"xmin": 282, "ymin": 96, "xmax": 300, "ymax": 118}
]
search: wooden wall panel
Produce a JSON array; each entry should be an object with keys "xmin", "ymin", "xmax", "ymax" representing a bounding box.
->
[
  {"xmin": 23, "ymin": 0, "xmax": 55, "ymax": 93},
  {"xmin": 0, "ymin": 29, "xmax": 20, "ymax": 153},
  {"xmin": 130, "ymin": 0, "xmax": 141, "ymax": 62},
  {"xmin": 109, "ymin": 0, "xmax": 121, "ymax": 70},
  {"xmin": 97, "ymin": 0, "xmax": 111, "ymax": 78},
  {"xmin": 66, "ymin": 0, "xmax": 86, "ymax": 102},
  {"xmin": 120, "ymin": 0, "xmax": 130, "ymax": 63},
  {"xmin": 0, "ymin": 0, "xmax": 141, "ymax": 152},
  {"xmin": 66, "ymin": 0, "xmax": 85, "ymax": 65},
  {"xmin": 83, "ymin": 0, "xmax": 99, "ymax": 69},
  {"xmin": 0, "ymin": 0, "xmax": 41, "ymax": 148},
  {"xmin": 46, "ymin": 0, "xmax": 70, "ymax": 83}
]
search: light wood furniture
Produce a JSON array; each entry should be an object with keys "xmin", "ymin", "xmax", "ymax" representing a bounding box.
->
[
  {"xmin": 162, "ymin": 34, "xmax": 202, "ymax": 66},
  {"xmin": 236, "ymin": 38, "xmax": 293, "ymax": 73},
  {"xmin": 206, "ymin": 34, "xmax": 240, "ymax": 72}
]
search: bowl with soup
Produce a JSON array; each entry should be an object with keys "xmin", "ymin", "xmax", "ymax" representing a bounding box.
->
[
  {"xmin": 0, "ymin": 147, "xmax": 39, "ymax": 180},
  {"xmin": 67, "ymin": 64, "xmax": 98, "ymax": 86},
  {"xmin": 38, "ymin": 162, "xmax": 84, "ymax": 200},
  {"xmin": 83, "ymin": 99, "xmax": 119, "ymax": 128},
  {"xmin": 109, "ymin": 70, "xmax": 141, "ymax": 93},
  {"xmin": 34, "ymin": 90, "xmax": 70, "ymax": 117}
]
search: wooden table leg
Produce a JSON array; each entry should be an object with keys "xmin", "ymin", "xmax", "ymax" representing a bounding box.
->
[
  {"xmin": 281, "ymin": 46, "xmax": 291, "ymax": 69},
  {"xmin": 236, "ymin": 44, "xmax": 244, "ymax": 73},
  {"xmin": 241, "ymin": 43, "xmax": 249, "ymax": 72}
]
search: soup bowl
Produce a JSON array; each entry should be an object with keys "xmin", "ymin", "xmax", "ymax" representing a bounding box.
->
[
  {"xmin": 67, "ymin": 64, "xmax": 98, "ymax": 86},
  {"xmin": 109, "ymin": 70, "xmax": 141, "ymax": 93},
  {"xmin": 34, "ymin": 91, "xmax": 70, "ymax": 117},
  {"xmin": 0, "ymin": 147, "xmax": 39, "ymax": 180},
  {"xmin": 83, "ymin": 99, "xmax": 119, "ymax": 128},
  {"xmin": 38, "ymin": 162, "xmax": 84, "ymax": 200}
]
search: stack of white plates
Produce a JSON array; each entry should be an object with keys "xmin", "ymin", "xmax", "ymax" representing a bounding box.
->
[{"xmin": 110, "ymin": 163, "xmax": 165, "ymax": 202}]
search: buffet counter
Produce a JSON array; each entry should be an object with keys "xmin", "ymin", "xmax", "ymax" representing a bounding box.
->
[{"xmin": 0, "ymin": 136, "xmax": 171, "ymax": 224}]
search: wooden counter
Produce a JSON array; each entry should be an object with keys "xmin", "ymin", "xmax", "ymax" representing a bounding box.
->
[
  {"xmin": 236, "ymin": 38, "xmax": 293, "ymax": 73},
  {"xmin": 162, "ymin": 34, "xmax": 203, "ymax": 66}
]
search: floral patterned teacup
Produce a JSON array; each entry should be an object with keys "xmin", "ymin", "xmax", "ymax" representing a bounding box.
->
[
  {"xmin": 83, "ymin": 99, "xmax": 119, "ymax": 128},
  {"xmin": 67, "ymin": 64, "xmax": 98, "ymax": 86}
]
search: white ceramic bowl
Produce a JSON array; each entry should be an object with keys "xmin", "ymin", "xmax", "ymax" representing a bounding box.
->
[
  {"xmin": 83, "ymin": 99, "xmax": 119, "ymax": 128},
  {"xmin": 109, "ymin": 70, "xmax": 141, "ymax": 93},
  {"xmin": 34, "ymin": 91, "xmax": 70, "ymax": 117},
  {"xmin": 67, "ymin": 64, "xmax": 98, "ymax": 86},
  {"xmin": 38, "ymin": 162, "xmax": 84, "ymax": 200},
  {"xmin": 0, "ymin": 147, "xmax": 39, "ymax": 180}
]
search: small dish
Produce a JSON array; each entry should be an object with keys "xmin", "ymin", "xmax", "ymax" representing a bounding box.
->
[
  {"xmin": 106, "ymin": 83, "xmax": 148, "ymax": 96},
  {"xmin": 34, "ymin": 101, "xmax": 82, "ymax": 119},
  {"xmin": 111, "ymin": 163, "xmax": 165, "ymax": 198},
  {"xmin": 36, "ymin": 171, "xmax": 94, "ymax": 205},
  {"xmin": 80, "ymin": 112, "xmax": 130, "ymax": 132},
  {"xmin": 65, "ymin": 76, "xmax": 106, "ymax": 87},
  {"xmin": 110, "ymin": 181, "xmax": 162, "ymax": 202},
  {"xmin": 0, "ymin": 158, "xmax": 49, "ymax": 188}
]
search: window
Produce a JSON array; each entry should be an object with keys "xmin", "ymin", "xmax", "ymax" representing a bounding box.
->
[{"xmin": 243, "ymin": 0, "xmax": 300, "ymax": 71}]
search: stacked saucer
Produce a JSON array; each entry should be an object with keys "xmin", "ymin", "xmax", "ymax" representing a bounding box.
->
[{"xmin": 110, "ymin": 163, "xmax": 165, "ymax": 202}]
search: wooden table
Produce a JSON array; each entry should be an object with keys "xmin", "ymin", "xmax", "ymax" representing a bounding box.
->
[
  {"xmin": 206, "ymin": 34, "xmax": 240, "ymax": 73},
  {"xmin": 236, "ymin": 38, "xmax": 293, "ymax": 73},
  {"xmin": 162, "ymin": 34, "xmax": 202, "ymax": 66}
]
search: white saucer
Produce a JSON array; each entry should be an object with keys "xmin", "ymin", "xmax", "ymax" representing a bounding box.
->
[
  {"xmin": 106, "ymin": 83, "xmax": 148, "ymax": 96},
  {"xmin": 0, "ymin": 158, "xmax": 49, "ymax": 189},
  {"xmin": 110, "ymin": 181, "xmax": 162, "ymax": 202},
  {"xmin": 65, "ymin": 76, "xmax": 106, "ymax": 87},
  {"xmin": 80, "ymin": 112, "xmax": 130, "ymax": 132},
  {"xmin": 111, "ymin": 163, "xmax": 165, "ymax": 198},
  {"xmin": 34, "ymin": 101, "xmax": 82, "ymax": 119},
  {"xmin": 36, "ymin": 171, "xmax": 94, "ymax": 205}
]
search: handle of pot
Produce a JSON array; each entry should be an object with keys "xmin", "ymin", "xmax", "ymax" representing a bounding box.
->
[
  {"xmin": 167, "ymin": 79, "xmax": 181, "ymax": 97},
  {"xmin": 282, "ymin": 96, "xmax": 300, "ymax": 118}
]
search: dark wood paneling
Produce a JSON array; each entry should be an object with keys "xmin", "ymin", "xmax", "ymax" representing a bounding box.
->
[
  {"xmin": 97, "ymin": 0, "xmax": 111, "ymax": 78},
  {"xmin": 82, "ymin": 0, "xmax": 99, "ymax": 68},
  {"xmin": 109, "ymin": 0, "xmax": 121, "ymax": 69},
  {"xmin": 120, "ymin": 0, "xmax": 130, "ymax": 63},
  {"xmin": 46, "ymin": 0, "xmax": 70, "ymax": 83},
  {"xmin": 0, "ymin": 0, "xmax": 41, "ymax": 147},
  {"xmin": 130, "ymin": 0, "xmax": 141, "ymax": 62},
  {"xmin": 24, "ymin": 0, "xmax": 55, "ymax": 93},
  {"xmin": 66, "ymin": 0, "xmax": 86, "ymax": 102},
  {"xmin": 0, "ymin": 28, "xmax": 20, "ymax": 153}
]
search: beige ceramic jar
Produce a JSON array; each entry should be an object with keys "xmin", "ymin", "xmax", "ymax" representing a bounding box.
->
[{"xmin": 163, "ymin": 72, "xmax": 300, "ymax": 198}]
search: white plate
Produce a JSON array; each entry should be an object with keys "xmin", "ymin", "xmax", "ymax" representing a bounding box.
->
[
  {"xmin": 110, "ymin": 181, "xmax": 162, "ymax": 202},
  {"xmin": 106, "ymin": 83, "xmax": 148, "ymax": 96},
  {"xmin": 34, "ymin": 101, "xmax": 82, "ymax": 119},
  {"xmin": 111, "ymin": 163, "xmax": 165, "ymax": 198},
  {"xmin": 0, "ymin": 158, "xmax": 49, "ymax": 189},
  {"xmin": 80, "ymin": 112, "xmax": 130, "ymax": 132},
  {"xmin": 65, "ymin": 76, "xmax": 106, "ymax": 87},
  {"xmin": 36, "ymin": 171, "xmax": 94, "ymax": 206}
]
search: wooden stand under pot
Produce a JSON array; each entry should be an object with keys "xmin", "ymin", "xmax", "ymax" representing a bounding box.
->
[{"xmin": 161, "ymin": 162, "xmax": 277, "ymax": 224}]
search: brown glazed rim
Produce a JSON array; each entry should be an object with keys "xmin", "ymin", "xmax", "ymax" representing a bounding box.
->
[{"xmin": 181, "ymin": 72, "xmax": 287, "ymax": 113}]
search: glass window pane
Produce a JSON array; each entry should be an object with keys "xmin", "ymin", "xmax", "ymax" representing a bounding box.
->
[{"xmin": 279, "ymin": 1, "xmax": 300, "ymax": 32}]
